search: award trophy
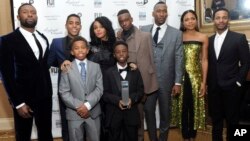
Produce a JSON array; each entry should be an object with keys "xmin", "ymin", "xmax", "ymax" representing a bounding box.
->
[{"xmin": 121, "ymin": 81, "xmax": 129, "ymax": 108}]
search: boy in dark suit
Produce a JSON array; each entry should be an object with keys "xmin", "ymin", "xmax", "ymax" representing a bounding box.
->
[
  {"xmin": 102, "ymin": 41, "xmax": 144, "ymax": 141},
  {"xmin": 59, "ymin": 36, "xmax": 103, "ymax": 141}
]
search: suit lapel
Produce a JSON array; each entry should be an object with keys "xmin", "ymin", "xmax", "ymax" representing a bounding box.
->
[
  {"xmin": 210, "ymin": 35, "xmax": 217, "ymax": 62},
  {"xmin": 112, "ymin": 67, "xmax": 121, "ymax": 92},
  {"xmin": 71, "ymin": 61, "xmax": 86, "ymax": 87},
  {"xmin": 162, "ymin": 27, "xmax": 171, "ymax": 54},
  {"xmin": 36, "ymin": 30, "xmax": 49, "ymax": 59},
  {"xmin": 217, "ymin": 31, "xmax": 231, "ymax": 61},
  {"xmin": 16, "ymin": 29, "xmax": 38, "ymax": 61}
]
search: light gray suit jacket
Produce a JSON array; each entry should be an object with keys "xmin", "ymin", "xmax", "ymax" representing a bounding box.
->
[
  {"xmin": 141, "ymin": 24, "xmax": 183, "ymax": 92},
  {"xmin": 59, "ymin": 59, "xmax": 103, "ymax": 120}
]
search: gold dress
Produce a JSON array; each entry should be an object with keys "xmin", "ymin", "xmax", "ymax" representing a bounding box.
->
[{"xmin": 171, "ymin": 41, "xmax": 205, "ymax": 130}]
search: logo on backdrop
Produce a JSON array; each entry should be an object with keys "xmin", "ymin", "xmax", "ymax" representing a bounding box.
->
[
  {"xmin": 139, "ymin": 12, "xmax": 146, "ymax": 21},
  {"xmin": 94, "ymin": 0, "xmax": 102, "ymax": 8},
  {"xmin": 29, "ymin": 0, "xmax": 34, "ymax": 4},
  {"xmin": 94, "ymin": 13, "xmax": 102, "ymax": 18},
  {"xmin": 136, "ymin": 0, "xmax": 148, "ymax": 6},
  {"xmin": 47, "ymin": 0, "xmax": 55, "ymax": 7}
]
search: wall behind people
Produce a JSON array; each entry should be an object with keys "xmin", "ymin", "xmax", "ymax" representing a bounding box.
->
[{"xmin": 0, "ymin": 0, "xmax": 14, "ymax": 130}]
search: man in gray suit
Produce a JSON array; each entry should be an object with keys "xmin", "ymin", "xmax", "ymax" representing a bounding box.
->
[
  {"xmin": 140, "ymin": 1, "xmax": 183, "ymax": 141},
  {"xmin": 59, "ymin": 36, "xmax": 103, "ymax": 141}
]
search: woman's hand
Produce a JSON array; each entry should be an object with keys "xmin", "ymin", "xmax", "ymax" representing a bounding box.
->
[
  {"xmin": 60, "ymin": 60, "xmax": 72, "ymax": 72},
  {"xmin": 199, "ymin": 83, "xmax": 206, "ymax": 98}
]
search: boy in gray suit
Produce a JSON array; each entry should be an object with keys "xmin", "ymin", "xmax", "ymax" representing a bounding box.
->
[{"xmin": 59, "ymin": 36, "xmax": 103, "ymax": 141}]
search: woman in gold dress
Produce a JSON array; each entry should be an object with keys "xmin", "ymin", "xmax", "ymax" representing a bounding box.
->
[{"xmin": 171, "ymin": 10, "xmax": 208, "ymax": 141}]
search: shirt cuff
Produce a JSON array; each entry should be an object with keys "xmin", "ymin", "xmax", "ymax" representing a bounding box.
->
[
  {"xmin": 84, "ymin": 102, "xmax": 92, "ymax": 110},
  {"xmin": 236, "ymin": 81, "xmax": 241, "ymax": 87},
  {"xmin": 16, "ymin": 103, "xmax": 25, "ymax": 109},
  {"xmin": 175, "ymin": 83, "xmax": 182, "ymax": 86}
]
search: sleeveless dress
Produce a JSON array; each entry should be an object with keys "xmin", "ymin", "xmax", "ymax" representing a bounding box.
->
[{"xmin": 171, "ymin": 41, "xmax": 206, "ymax": 130}]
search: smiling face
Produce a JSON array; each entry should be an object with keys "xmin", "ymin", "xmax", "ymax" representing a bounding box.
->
[
  {"xmin": 17, "ymin": 4, "xmax": 37, "ymax": 30},
  {"xmin": 114, "ymin": 44, "xmax": 129, "ymax": 66},
  {"xmin": 66, "ymin": 16, "xmax": 81, "ymax": 38},
  {"xmin": 93, "ymin": 21, "xmax": 107, "ymax": 41},
  {"xmin": 71, "ymin": 40, "xmax": 89, "ymax": 61}
]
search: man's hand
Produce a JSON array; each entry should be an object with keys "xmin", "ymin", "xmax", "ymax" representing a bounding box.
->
[
  {"xmin": 60, "ymin": 60, "xmax": 72, "ymax": 72},
  {"xmin": 76, "ymin": 104, "xmax": 90, "ymax": 119},
  {"xmin": 17, "ymin": 104, "xmax": 33, "ymax": 118},
  {"xmin": 171, "ymin": 85, "xmax": 181, "ymax": 97}
]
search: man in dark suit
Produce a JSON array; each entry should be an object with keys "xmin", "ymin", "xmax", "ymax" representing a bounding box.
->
[
  {"xmin": 140, "ymin": 2, "xmax": 183, "ymax": 141},
  {"xmin": 117, "ymin": 9, "xmax": 159, "ymax": 141},
  {"xmin": 47, "ymin": 13, "xmax": 81, "ymax": 141},
  {"xmin": 102, "ymin": 41, "xmax": 144, "ymax": 141},
  {"xmin": 207, "ymin": 8, "xmax": 250, "ymax": 141},
  {"xmin": 0, "ymin": 3, "xmax": 53, "ymax": 141}
]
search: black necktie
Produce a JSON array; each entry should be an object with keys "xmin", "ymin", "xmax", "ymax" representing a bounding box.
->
[
  {"xmin": 153, "ymin": 27, "xmax": 161, "ymax": 43},
  {"xmin": 119, "ymin": 68, "xmax": 128, "ymax": 73},
  {"xmin": 32, "ymin": 33, "xmax": 43, "ymax": 60}
]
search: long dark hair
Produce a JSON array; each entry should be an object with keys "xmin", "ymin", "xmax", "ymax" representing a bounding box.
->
[
  {"xmin": 89, "ymin": 16, "xmax": 116, "ymax": 47},
  {"xmin": 180, "ymin": 10, "xmax": 199, "ymax": 32}
]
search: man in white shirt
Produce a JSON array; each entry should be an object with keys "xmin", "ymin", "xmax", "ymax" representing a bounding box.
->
[
  {"xmin": 0, "ymin": 3, "xmax": 53, "ymax": 141},
  {"xmin": 207, "ymin": 8, "xmax": 250, "ymax": 141}
]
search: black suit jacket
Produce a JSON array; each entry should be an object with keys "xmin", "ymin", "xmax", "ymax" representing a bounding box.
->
[
  {"xmin": 207, "ymin": 30, "xmax": 250, "ymax": 90},
  {"xmin": 102, "ymin": 65, "xmax": 144, "ymax": 127},
  {"xmin": 0, "ymin": 28, "xmax": 52, "ymax": 107}
]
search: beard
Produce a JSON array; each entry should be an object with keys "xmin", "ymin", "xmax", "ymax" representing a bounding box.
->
[{"xmin": 20, "ymin": 19, "xmax": 37, "ymax": 28}]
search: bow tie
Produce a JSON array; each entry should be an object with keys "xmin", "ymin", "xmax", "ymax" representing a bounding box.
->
[{"xmin": 119, "ymin": 68, "xmax": 128, "ymax": 73}]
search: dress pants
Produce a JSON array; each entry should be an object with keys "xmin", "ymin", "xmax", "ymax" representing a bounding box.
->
[
  {"xmin": 13, "ymin": 97, "xmax": 53, "ymax": 141},
  {"xmin": 208, "ymin": 84, "xmax": 242, "ymax": 141},
  {"xmin": 144, "ymin": 88, "xmax": 171, "ymax": 141},
  {"xmin": 58, "ymin": 95, "xmax": 69, "ymax": 141}
]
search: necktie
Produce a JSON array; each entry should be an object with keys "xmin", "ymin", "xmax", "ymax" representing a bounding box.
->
[
  {"xmin": 32, "ymin": 33, "xmax": 43, "ymax": 60},
  {"xmin": 79, "ymin": 62, "xmax": 86, "ymax": 82},
  {"xmin": 153, "ymin": 27, "xmax": 161, "ymax": 43},
  {"xmin": 119, "ymin": 67, "xmax": 128, "ymax": 73}
]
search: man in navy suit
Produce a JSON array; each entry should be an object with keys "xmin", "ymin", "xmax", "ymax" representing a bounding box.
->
[
  {"xmin": 47, "ymin": 13, "xmax": 82, "ymax": 141},
  {"xmin": 0, "ymin": 3, "xmax": 53, "ymax": 141},
  {"xmin": 207, "ymin": 8, "xmax": 250, "ymax": 141}
]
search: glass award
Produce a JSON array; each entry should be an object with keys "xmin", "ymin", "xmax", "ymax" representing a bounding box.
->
[{"xmin": 121, "ymin": 81, "xmax": 129, "ymax": 106}]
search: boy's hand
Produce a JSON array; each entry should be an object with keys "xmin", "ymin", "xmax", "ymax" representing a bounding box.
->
[{"xmin": 76, "ymin": 104, "xmax": 89, "ymax": 118}]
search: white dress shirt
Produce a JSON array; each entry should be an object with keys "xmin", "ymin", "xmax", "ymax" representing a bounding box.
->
[
  {"xmin": 117, "ymin": 63, "xmax": 128, "ymax": 80},
  {"xmin": 75, "ymin": 59, "xmax": 92, "ymax": 110},
  {"xmin": 214, "ymin": 29, "xmax": 228, "ymax": 59},
  {"xmin": 152, "ymin": 21, "xmax": 168, "ymax": 43}
]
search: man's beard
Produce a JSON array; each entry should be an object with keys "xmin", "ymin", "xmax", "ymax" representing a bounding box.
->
[{"xmin": 20, "ymin": 19, "xmax": 37, "ymax": 28}]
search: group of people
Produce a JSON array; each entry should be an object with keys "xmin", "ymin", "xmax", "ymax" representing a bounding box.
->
[{"xmin": 0, "ymin": 1, "xmax": 249, "ymax": 141}]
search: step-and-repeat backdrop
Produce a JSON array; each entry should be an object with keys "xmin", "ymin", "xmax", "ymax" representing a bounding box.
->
[{"xmin": 12, "ymin": 0, "xmax": 194, "ymax": 139}]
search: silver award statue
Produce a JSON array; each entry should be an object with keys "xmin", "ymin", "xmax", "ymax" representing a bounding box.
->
[{"xmin": 121, "ymin": 81, "xmax": 129, "ymax": 107}]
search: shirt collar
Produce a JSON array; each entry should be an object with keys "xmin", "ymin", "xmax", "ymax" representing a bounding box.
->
[
  {"xmin": 216, "ymin": 28, "xmax": 228, "ymax": 38},
  {"xmin": 75, "ymin": 58, "xmax": 87, "ymax": 66},
  {"xmin": 19, "ymin": 27, "xmax": 37, "ymax": 36},
  {"xmin": 117, "ymin": 63, "xmax": 127, "ymax": 70},
  {"xmin": 153, "ymin": 21, "xmax": 167, "ymax": 31}
]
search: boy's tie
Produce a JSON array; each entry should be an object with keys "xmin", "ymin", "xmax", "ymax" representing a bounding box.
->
[{"xmin": 79, "ymin": 62, "xmax": 86, "ymax": 82}]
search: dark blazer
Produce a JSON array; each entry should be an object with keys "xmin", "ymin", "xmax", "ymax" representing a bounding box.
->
[
  {"xmin": 208, "ymin": 30, "xmax": 250, "ymax": 90},
  {"xmin": 47, "ymin": 36, "xmax": 71, "ymax": 67},
  {"xmin": 102, "ymin": 65, "xmax": 144, "ymax": 127},
  {"xmin": 0, "ymin": 28, "xmax": 52, "ymax": 107}
]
